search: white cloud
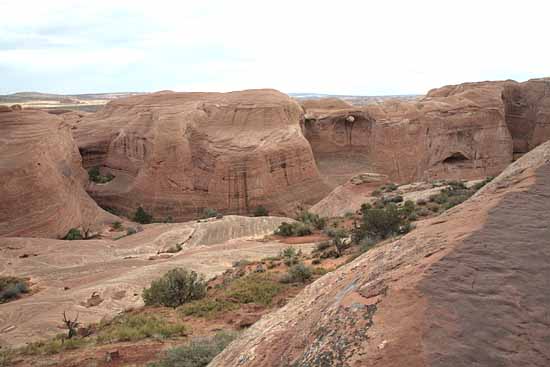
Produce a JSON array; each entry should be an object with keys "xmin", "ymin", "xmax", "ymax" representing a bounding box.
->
[{"xmin": 0, "ymin": 0, "xmax": 548, "ymax": 94}]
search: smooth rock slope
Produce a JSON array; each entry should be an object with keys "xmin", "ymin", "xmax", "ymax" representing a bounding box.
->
[
  {"xmin": 0, "ymin": 108, "xmax": 115, "ymax": 238},
  {"xmin": 210, "ymin": 141, "xmax": 550, "ymax": 367}
]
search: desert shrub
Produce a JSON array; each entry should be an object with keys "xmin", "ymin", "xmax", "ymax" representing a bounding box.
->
[
  {"xmin": 253, "ymin": 206, "xmax": 269, "ymax": 217},
  {"xmin": 315, "ymin": 241, "xmax": 331, "ymax": 252},
  {"xmin": 296, "ymin": 211, "xmax": 326, "ymax": 230},
  {"xmin": 281, "ymin": 263, "xmax": 312, "ymax": 283},
  {"xmin": 97, "ymin": 314, "xmax": 187, "ymax": 343},
  {"xmin": 111, "ymin": 221, "xmax": 123, "ymax": 230},
  {"xmin": 383, "ymin": 183, "xmax": 398, "ymax": 192},
  {"xmin": 0, "ymin": 277, "xmax": 29, "ymax": 303},
  {"xmin": 427, "ymin": 202, "xmax": 440, "ymax": 212},
  {"xmin": 384, "ymin": 195, "xmax": 403, "ymax": 204},
  {"xmin": 179, "ymin": 299, "xmax": 238, "ymax": 319},
  {"xmin": 134, "ymin": 206, "xmax": 153, "ymax": 224},
  {"xmin": 226, "ymin": 274, "xmax": 283, "ymax": 305},
  {"xmin": 355, "ymin": 203, "xmax": 411, "ymax": 242},
  {"xmin": 63, "ymin": 228, "xmax": 82, "ymax": 240},
  {"xmin": 324, "ymin": 227, "xmax": 349, "ymax": 238},
  {"xmin": 201, "ymin": 208, "xmax": 219, "ymax": 219},
  {"xmin": 447, "ymin": 180, "xmax": 467, "ymax": 190},
  {"xmin": 275, "ymin": 222, "xmax": 312, "ymax": 237},
  {"xmin": 148, "ymin": 331, "xmax": 237, "ymax": 367},
  {"xmin": 88, "ymin": 166, "xmax": 114, "ymax": 184},
  {"xmin": 430, "ymin": 192, "xmax": 449, "ymax": 204},
  {"xmin": 22, "ymin": 334, "xmax": 88, "ymax": 355},
  {"xmin": 280, "ymin": 247, "xmax": 299, "ymax": 266},
  {"xmin": 371, "ymin": 189, "xmax": 382, "ymax": 197},
  {"xmin": 143, "ymin": 268, "xmax": 207, "ymax": 308},
  {"xmin": 401, "ymin": 200, "xmax": 416, "ymax": 218}
]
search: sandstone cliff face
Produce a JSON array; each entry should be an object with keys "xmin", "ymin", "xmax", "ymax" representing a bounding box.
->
[
  {"xmin": 0, "ymin": 108, "xmax": 115, "ymax": 238},
  {"xmin": 503, "ymin": 78, "xmax": 550, "ymax": 156},
  {"xmin": 74, "ymin": 90, "xmax": 329, "ymax": 221},
  {"xmin": 303, "ymin": 82, "xmax": 514, "ymax": 185},
  {"xmin": 210, "ymin": 140, "xmax": 550, "ymax": 367}
]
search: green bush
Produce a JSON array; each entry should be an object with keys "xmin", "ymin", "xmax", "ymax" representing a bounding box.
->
[
  {"xmin": 111, "ymin": 221, "xmax": 123, "ymax": 230},
  {"xmin": 134, "ymin": 206, "xmax": 153, "ymax": 224},
  {"xmin": 97, "ymin": 313, "xmax": 187, "ymax": 343},
  {"xmin": 355, "ymin": 203, "xmax": 411, "ymax": 242},
  {"xmin": 179, "ymin": 299, "xmax": 238, "ymax": 319},
  {"xmin": 148, "ymin": 331, "xmax": 237, "ymax": 367},
  {"xmin": 280, "ymin": 247, "xmax": 299, "ymax": 266},
  {"xmin": 201, "ymin": 208, "xmax": 219, "ymax": 219},
  {"xmin": 281, "ymin": 263, "xmax": 312, "ymax": 283},
  {"xmin": 0, "ymin": 277, "xmax": 29, "ymax": 303},
  {"xmin": 275, "ymin": 222, "xmax": 312, "ymax": 237},
  {"xmin": 143, "ymin": 268, "xmax": 207, "ymax": 308},
  {"xmin": 315, "ymin": 241, "xmax": 331, "ymax": 252},
  {"xmin": 63, "ymin": 228, "xmax": 83, "ymax": 240},
  {"xmin": 297, "ymin": 211, "xmax": 326, "ymax": 230},
  {"xmin": 88, "ymin": 166, "xmax": 114, "ymax": 184},
  {"xmin": 253, "ymin": 206, "xmax": 269, "ymax": 217},
  {"xmin": 226, "ymin": 274, "xmax": 283, "ymax": 305}
]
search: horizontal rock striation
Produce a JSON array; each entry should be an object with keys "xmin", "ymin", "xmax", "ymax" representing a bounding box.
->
[
  {"xmin": 74, "ymin": 89, "xmax": 329, "ymax": 221},
  {"xmin": 0, "ymin": 109, "xmax": 115, "ymax": 238},
  {"xmin": 303, "ymin": 82, "xmax": 515, "ymax": 185}
]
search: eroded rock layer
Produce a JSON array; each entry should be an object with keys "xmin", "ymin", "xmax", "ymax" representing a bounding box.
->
[
  {"xmin": 0, "ymin": 108, "xmax": 114, "ymax": 238},
  {"xmin": 303, "ymin": 82, "xmax": 514, "ymax": 185},
  {"xmin": 74, "ymin": 90, "xmax": 329, "ymax": 220},
  {"xmin": 210, "ymin": 141, "xmax": 550, "ymax": 367}
]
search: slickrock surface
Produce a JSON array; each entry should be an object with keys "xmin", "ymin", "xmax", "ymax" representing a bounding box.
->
[
  {"xmin": 74, "ymin": 89, "xmax": 329, "ymax": 221},
  {"xmin": 0, "ymin": 108, "xmax": 115, "ymax": 238},
  {"xmin": 210, "ymin": 141, "xmax": 550, "ymax": 367},
  {"xmin": 0, "ymin": 215, "xmax": 314, "ymax": 347},
  {"xmin": 303, "ymin": 82, "xmax": 514, "ymax": 185}
]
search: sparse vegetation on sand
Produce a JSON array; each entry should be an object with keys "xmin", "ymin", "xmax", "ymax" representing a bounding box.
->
[
  {"xmin": 97, "ymin": 313, "xmax": 188, "ymax": 343},
  {"xmin": 0, "ymin": 276, "xmax": 29, "ymax": 304},
  {"xmin": 143, "ymin": 268, "xmax": 207, "ymax": 308},
  {"xmin": 147, "ymin": 331, "xmax": 238, "ymax": 367}
]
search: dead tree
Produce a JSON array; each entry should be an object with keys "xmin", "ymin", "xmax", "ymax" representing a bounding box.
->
[{"xmin": 62, "ymin": 311, "xmax": 80, "ymax": 339}]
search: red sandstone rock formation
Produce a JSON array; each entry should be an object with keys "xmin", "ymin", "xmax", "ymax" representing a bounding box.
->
[
  {"xmin": 0, "ymin": 109, "xmax": 116, "ymax": 238},
  {"xmin": 210, "ymin": 140, "xmax": 550, "ymax": 367},
  {"xmin": 502, "ymin": 78, "xmax": 550, "ymax": 156},
  {"xmin": 303, "ymin": 82, "xmax": 515, "ymax": 185},
  {"xmin": 73, "ymin": 89, "xmax": 329, "ymax": 221}
]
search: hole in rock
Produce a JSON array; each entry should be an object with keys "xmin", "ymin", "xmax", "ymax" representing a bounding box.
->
[{"xmin": 442, "ymin": 152, "xmax": 469, "ymax": 164}]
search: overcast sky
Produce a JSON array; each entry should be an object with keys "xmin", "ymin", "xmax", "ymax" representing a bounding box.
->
[{"xmin": 0, "ymin": 0, "xmax": 548, "ymax": 95}]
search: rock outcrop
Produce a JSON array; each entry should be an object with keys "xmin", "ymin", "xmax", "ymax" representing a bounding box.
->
[
  {"xmin": 503, "ymin": 78, "xmax": 550, "ymax": 156},
  {"xmin": 74, "ymin": 89, "xmax": 329, "ymax": 221},
  {"xmin": 0, "ymin": 109, "xmax": 115, "ymax": 238},
  {"xmin": 210, "ymin": 141, "xmax": 550, "ymax": 367},
  {"xmin": 303, "ymin": 82, "xmax": 514, "ymax": 185}
]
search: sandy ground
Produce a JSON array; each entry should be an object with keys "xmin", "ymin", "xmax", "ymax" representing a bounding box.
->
[{"xmin": 0, "ymin": 215, "xmax": 316, "ymax": 347}]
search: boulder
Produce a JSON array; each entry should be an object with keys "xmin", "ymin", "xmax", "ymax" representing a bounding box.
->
[
  {"xmin": 0, "ymin": 109, "xmax": 116, "ymax": 238},
  {"xmin": 73, "ymin": 89, "xmax": 329, "ymax": 221}
]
